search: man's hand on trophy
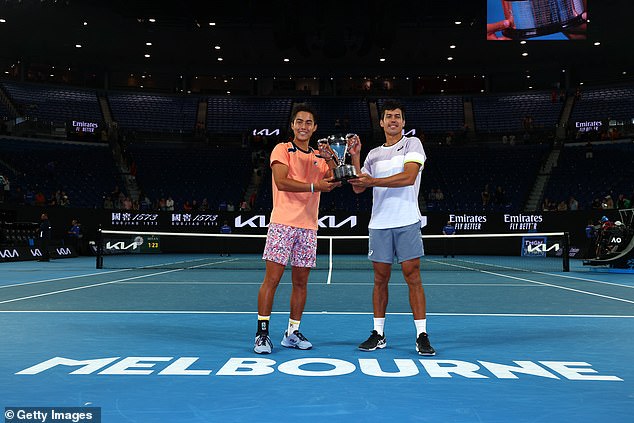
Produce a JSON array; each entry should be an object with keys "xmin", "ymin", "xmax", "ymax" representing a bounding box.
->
[
  {"xmin": 346, "ymin": 134, "xmax": 361, "ymax": 157},
  {"xmin": 318, "ymin": 139, "xmax": 336, "ymax": 162},
  {"xmin": 316, "ymin": 176, "xmax": 342, "ymax": 192},
  {"xmin": 348, "ymin": 172, "xmax": 374, "ymax": 188}
]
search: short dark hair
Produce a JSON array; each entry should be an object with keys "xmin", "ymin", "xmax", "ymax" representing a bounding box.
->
[
  {"xmin": 291, "ymin": 103, "xmax": 317, "ymax": 124},
  {"xmin": 381, "ymin": 100, "xmax": 405, "ymax": 121}
]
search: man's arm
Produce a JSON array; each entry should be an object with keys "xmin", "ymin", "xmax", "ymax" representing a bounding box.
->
[
  {"xmin": 347, "ymin": 135, "xmax": 365, "ymax": 194},
  {"xmin": 350, "ymin": 162, "xmax": 421, "ymax": 192},
  {"xmin": 272, "ymin": 162, "xmax": 340, "ymax": 193}
]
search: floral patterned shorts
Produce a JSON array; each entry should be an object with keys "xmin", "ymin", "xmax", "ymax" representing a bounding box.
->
[{"xmin": 262, "ymin": 222, "xmax": 317, "ymax": 268}]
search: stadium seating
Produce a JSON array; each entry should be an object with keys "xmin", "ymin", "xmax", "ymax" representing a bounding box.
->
[
  {"xmin": 544, "ymin": 142, "xmax": 634, "ymax": 209},
  {"xmin": 0, "ymin": 101, "xmax": 12, "ymax": 120},
  {"xmin": 0, "ymin": 81, "xmax": 102, "ymax": 124},
  {"xmin": 294, "ymin": 97, "xmax": 371, "ymax": 137},
  {"xmin": 570, "ymin": 85, "xmax": 634, "ymax": 123},
  {"xmin": 377, "ymin": 96, "xmax": 464, "ymax": 134},
  {"xmin": 0, "ymin": 137, "xmax": 119, "ymax": 208},
  {"xmin": 108, "ymin": 92, "xmax": 199, "ymax": 133},
  {"xmin": 422, "ymin": 144, "xmax": 549, "ymax": 212},
  {"xmin": 0, "ymin": 80, "xmax": 631, "ymax": 216},
  {"xmin": 472, "ymin": 91, "xmax": 563, "ymax": 134},
  {"xmin": 253, "ymin": 143, "xmax": 549, "ymax": 214},
  {"xmin": 128, "ymin": 142, "xmax": 253, "ymax": 211},
  {"xmin": 206, "ymin": 97, "xmax": 292, "ymax": 135}
]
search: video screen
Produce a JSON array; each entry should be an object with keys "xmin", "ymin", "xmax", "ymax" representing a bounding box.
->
[{"xmin": 487, "ymin": 0, "xmax": 587, "ymax": 40}]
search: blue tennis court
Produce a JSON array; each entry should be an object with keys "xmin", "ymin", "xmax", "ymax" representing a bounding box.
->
[{"xmin": 1, "ymin": 256, "xmax": 633, "ymax": 423}]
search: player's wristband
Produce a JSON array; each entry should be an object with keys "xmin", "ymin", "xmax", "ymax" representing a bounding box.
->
[{"xmin": 310, "ymin": 183, "xmax": 314, "ymax": 193}]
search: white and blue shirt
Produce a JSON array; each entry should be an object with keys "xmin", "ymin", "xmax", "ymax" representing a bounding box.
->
[{"xmin": 361, "ymin": 136, "xmax": 426, "ymax": 229}]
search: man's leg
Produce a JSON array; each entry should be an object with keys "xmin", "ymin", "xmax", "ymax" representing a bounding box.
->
[
  {"xmin": 280, "ymin": 266, "xmax": 313, "ymax": 350},
  {"xmin": 289, "ymin": 266, "xmax": 310, "ymax": 321},
  {"xmin": 402, "ymin": 258, "xmax": 435, "ymax": 356},
  {"xmin": 372, "ymin": 262, "xmax": 392, "ymax": 318},
  {"xmin": 401, "ymin": 258, "xmax": 425, "ymax": 320},
  {"xmin": 254, "ymin": 260, "xmax": 285, "ymax": 354},
  {"xmin": 257, "ymin": 260, "xmax": 286, "ymax": 316},
  {"xmin": 358, "ymin": 262, "xmax": 391, "ymax": 351}
]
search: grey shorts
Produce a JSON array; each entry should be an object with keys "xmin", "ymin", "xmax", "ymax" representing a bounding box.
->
[{"xmin": 368, "ymin": 222, "xmax": 424, "ymax": 264}]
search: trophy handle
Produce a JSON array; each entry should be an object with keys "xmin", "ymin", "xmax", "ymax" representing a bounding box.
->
[
  {"xmin": 318, "ymin": 139, "xmax": 336, "ymax": 161},
  {"xmin": 345, "ymin": 133, "xmax": 359, "ymax": 155}
]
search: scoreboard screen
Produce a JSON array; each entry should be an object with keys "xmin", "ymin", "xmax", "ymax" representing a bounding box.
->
[{"xmin": 140, "ymin": 235, "xmax": 161, "ymax": 253}]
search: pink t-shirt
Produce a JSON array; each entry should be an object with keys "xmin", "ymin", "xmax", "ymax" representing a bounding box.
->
[{"xmin": 269, "ymin": 141, "xmax": 330, "ymax": 230}]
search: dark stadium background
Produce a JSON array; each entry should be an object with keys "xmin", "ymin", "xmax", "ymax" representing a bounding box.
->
[{"xmin": 0, "ymin": 0, "xmax": 632, "ymax": 261}]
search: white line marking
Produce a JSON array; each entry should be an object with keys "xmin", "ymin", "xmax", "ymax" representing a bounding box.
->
[
  {"xmin": 0, "ymin": 269, "xmax": 186, "ymax": 305},
  {"xmin": 477, "ymin": 270, "xmax": 634, "ymax": 304},
  {"xmin": 529, "ymin": 271, "xmax": 634, "ymax": 289},
  {"xmin": 0, "ymin": 256, "xmax": 247, "ymax": 304},
  {"xmin": 0, "ymin": 310, "xmax": 632, "ymax": 318},
  {"xmin": 0, "ymin": 268, "xmax": 132, "ymax": 289},
  {"xmin": 115, "ymin": 281, "xmax": 537, "ymax": 287},
  {"xmin": 427, "ymin": 259, "xmax": 634, "ymax": 304},
  {"xmin": 443, "ymin": 257, "xmax": 634, "ymax": 289}
]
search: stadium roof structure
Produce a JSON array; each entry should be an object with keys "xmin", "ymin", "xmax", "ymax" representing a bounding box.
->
[{"xmin": 0, "ymin": 0, "xmax": 632, "ymax": 88}]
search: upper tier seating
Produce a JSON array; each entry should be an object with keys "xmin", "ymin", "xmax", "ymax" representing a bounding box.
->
[
  {"xmin": 1, "ymin": 81, "xmax": 102, "ymax": 124},
  {"xmin": 207, "ymin": 97, "xmax": 292, "ymax": 135},
  {"xmin": 295, "ymin": 97, "xmax": 371, "ymax": 137},
  {"xmin": 472, "ymin": 91, "xmax": 563, "ymax": 134},
  {"xmin": 377, "ymin": 96, "xmax": 464, "ymax": 134},
  {"xmin": 109, "ymin": 92, "xmax": 199, "ymax": 133},
  {"xmin": 570, "ymin": 85, "xmax": 634, "ymax": 123}
]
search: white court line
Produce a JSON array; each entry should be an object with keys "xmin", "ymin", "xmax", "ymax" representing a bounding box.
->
[
  {"xmin": 528, "ymin": 270, "xmax": 634, "ymax": 289},
  {"xmin": 116, "ymin": 281, "xmax": 537, "ymax": 287},
  {"xmin": 436, "ymin": 257, "xmax": 634, "ymax": 290},
  {"xmin": 0, "ymin": 268, "xmax": 186, "ymax": 305},
  {"xmin": 0, "ymin": 258, "xmax": 240, "ymax": 305},
  {"xmin": 426, "ymin": 258, "xmax": 634, "ymax": 305},
  {"xmin": 0, "ymin": 257, "xmax": 240, "ymax": 292},
  {"xmin": 0, "ymin": 310, "xmax": 632, "ymax": 318},
  {"xmin": 2, "ymin": 259, "xmax": 631, "ymax": 307},
  {"xmin": 0, "ymin": 268, "xmax": 132, "ymax": 289},
  {"xmin": 477, "ymin": 270, "xmax": 634, "ymax": 304}
]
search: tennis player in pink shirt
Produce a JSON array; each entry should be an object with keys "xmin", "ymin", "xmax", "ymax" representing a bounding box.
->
[{"xmin": 254, "ymin": 103, "xmax": 352, "ymax": 354}]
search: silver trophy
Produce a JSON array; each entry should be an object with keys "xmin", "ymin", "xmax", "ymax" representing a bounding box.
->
[
  {"xmin": 318, "ymin": 133, "xmax": 359, "ymax": 182},
  {"xmin": 501, "ymin": 0, "xmax": 586, "ymax": 39}
]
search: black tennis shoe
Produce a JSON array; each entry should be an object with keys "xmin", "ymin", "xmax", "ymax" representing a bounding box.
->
[
  {"xmin": 416, "ymin": 332, "xmax": 436, "ymax": 356},
  {"xmin": 358, "ymin": 330, "xmax": 387, "ymax": 351}
]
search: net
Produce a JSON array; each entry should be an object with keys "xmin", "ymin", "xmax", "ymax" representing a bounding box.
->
[{"xmin": 96, "ymin": 230, "xmax": 570, "ymax": 276}]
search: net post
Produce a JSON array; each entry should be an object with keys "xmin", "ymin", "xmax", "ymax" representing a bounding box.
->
[
  {"xmin": 563, "ymin": 231, "xmax": 570, "ymax": 272},
  {"xmin": 96, "ymin": 225, "xmax": 103, "ymax": 269}
]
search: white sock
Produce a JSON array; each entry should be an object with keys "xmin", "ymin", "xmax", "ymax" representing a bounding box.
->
[
  {"xmin": 287, "ymin": 319, "xmax": 300, "ymax": 335},
  {"xmin": 373, "ymin": 317, "xmax": 385, "ymax": 336},
  {"xmin": 414, "ymin": 319, "xmax": 427, "ymax": 337}
]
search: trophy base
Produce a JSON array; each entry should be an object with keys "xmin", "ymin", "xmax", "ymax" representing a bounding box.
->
[
  {"xmin": 333, "ymin": 165, "xmax": 359, "ymax": 182},
  {"xmin": 502, "ymin": 15, "xmax": 585, "ymax": 39}
]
